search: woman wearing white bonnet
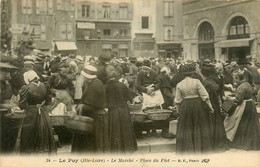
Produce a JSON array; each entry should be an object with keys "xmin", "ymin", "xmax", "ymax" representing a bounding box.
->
[{"xmin": 23, "ymin": 70, "xmax": 40, "ymax": 85}]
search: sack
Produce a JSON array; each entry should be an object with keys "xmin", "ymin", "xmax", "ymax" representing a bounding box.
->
[
  {"xmin": 222, "ymin": 100, "xmax": 237, "ymax": 116},
  {"xmin": 142, "ymin": 90, "xmax": 164, "ymax": 109}
]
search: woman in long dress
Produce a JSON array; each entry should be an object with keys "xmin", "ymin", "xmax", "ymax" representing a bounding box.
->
[
  {"xmin": 175, "ymin": 63, "xmax": 214, "ymax": 154},
  {"xmin": 71, "ymin": 65, "xmax": 110, "ymax": 153},
  {"xmin": 19, "ymin": 70, "xmax": 56, "ymax": 154},
  {"xmin": 224, "ymin": 73, "xmax": 260, "ymax": 150},
  {"xmin": 201, "ymin": 64, "xmax": 229, "ymax": 152},
  {"xmin": 105, "ymin": 65, "xmax": 137, "ymax": 153}
]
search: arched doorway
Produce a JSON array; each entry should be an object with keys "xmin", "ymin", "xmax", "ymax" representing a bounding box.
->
[
  {"xmin": 227, "ymin": 16, "xmax": 251, "ymax": 61},
  {"xmin": 198, "ymin": 22, "xmax": 215, "ymax": 61}
]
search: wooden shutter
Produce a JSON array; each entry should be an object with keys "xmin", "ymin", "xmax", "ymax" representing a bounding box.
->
[
  {"xmin": 57, "ymin": 0, "xmax": 62, "ymax": 10},
  {"xmin": 70, "ymin": 0, "xmax": 75, "ymax": 11},
  {"xmin": 48, "ymin": 0, "xmax": 53, "ymax": 14},
  {"xmin": 170, "ymin": 2, "xmax": 174, "ymax": 17},
  {"xmin": 22, "ymin": 0, "xmax": 27, "ymax": 14},
  {"xmin": 27, "ymin": 0, "xmax": 32, "ymax": 14},
  {"xmin": 60, "ymin": 24, "xmax": 67, "ymax": 40},
  {"xmin": 90, "ymin": 3, "xmax": 95, "ymax": 19},
  {"xmin": 127, "ymin": 3, "xmax": 133, "ymax": 20},
  {"xmin": 77, "ymin": 2, "xmax": 82, "ymax": 19},
  {"xmin": 41, "ymin": 25, "xmax": 46, "ymax": 40},
  {"xmin": 36, "ymin": 0, "xmax": 40, "ymax": 14},
  {"xmin": 67, "ymin": 24, "xmax": 73, "ymax": 40}
]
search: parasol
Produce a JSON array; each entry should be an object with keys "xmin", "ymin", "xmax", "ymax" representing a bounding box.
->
[{"xmin": 0, "ymin": 62, "xmax": 19, "ymax": 69}]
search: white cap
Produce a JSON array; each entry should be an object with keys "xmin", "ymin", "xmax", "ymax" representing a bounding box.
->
[{"xmin": 81, "ymin": 65, "xmax": 97, "ymax": 79}]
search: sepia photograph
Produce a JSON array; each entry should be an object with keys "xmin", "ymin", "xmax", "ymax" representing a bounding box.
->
[{"xmin": 0, "ymin": 0, "xmax": 260, "ymax": 166}]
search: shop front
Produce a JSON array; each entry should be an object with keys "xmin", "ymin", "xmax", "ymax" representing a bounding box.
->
[
  {"xmin": 54, "ymin": 41, "xmax": 78, "ymax": 55},
  {"xmin": 157, "ymin": 43, "xmax": 182, "ymax": 60},
  {"xmin": 133, "ymin": 33, "xmax": 156, "ymax": 57}
]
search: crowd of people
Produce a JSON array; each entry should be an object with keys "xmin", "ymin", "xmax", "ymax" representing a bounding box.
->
[{"xmin": 1, "ymin": 49, "xmax": 260, "ymax": 155}]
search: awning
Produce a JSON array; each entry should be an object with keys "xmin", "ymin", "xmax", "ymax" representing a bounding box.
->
[
  {"xmin": 55, "ymin": 42, "xmax": 77, "ymax": 51},
  {"xmin": 77, "ymin": 22, "xmax": 95, "ymax": 29},
  {"xmin": 35, "ymin": 41, "xmax": 52, "ymax": 50},
  {"xmin": 215, "ymin": 38, "xmax": 254, "ymax": 48}
]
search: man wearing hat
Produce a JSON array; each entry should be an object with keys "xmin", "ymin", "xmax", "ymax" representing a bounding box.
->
[
  {"xmin": 72, "ymin": 65, "xmax": 109, "ymax": 153},
  {"xmin": 237, "ymin": 59, "xmax": 253, "ymax": 86},
  {"xmin": 96, "ymin": 54, "xmax": 111, "ymax": 84}
]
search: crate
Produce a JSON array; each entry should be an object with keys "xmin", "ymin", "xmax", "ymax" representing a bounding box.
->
[{"xmin": 169, "ymin": 120, "xmax": 178, "ymax": 135}]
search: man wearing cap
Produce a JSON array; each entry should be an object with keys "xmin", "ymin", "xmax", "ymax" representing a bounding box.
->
[
  {"xmin": 96, "ymin": 54, "xmax": 111, "ymax": 84},
  {"xmin": 72, "ymin": 65, "xmax": 109, "ymax": 153}
]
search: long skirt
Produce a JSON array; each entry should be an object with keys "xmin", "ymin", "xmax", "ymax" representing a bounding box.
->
[
  {"xmin": 209, "ymin": 108, "xmax": 229, "ymax": 151},
  {"xmin": 231, "ymin": 101, "xmax": 260, "ymax": 150},
  {"xmin": 71, "ymin": 110, "xmax": 110, "ymax": 154},
  {"xmin": 108, "ymin": 106, "xmax": 137, "ymax": 153},
  {"xmin": 20, "ymin": 105, "xmax": 56, "ymax": 154},
  {"xmin": 176, "ymin": 98, "xmax": 213, "ymax": 154}
]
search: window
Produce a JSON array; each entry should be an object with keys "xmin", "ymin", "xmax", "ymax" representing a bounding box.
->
[
  {"xmin": 119, "ymin": 5, "xmax": 128, "ymax": 19},
  {"xmin": 36, "ymin": 0, "xmax": 52, "ymax": 14},
  {"xmin": 228, "ymin": 16, "xmax": 250, "ymax": 39},
  {"xmin": 82, "ymin": 4, "xmax": 90, "ymax": 17},
  {"xmin": 142, "ymin": 17, "xmax": 149, "ymax": 29},
  {"xmin": 31, "ymin": 24, "xmax": 46, "ymax": 40},
  {"xmin": 164, "ymin": 26, "xmax": 173, "ymax": 41},
  {"xmin": 198, "ymin": 22, "xmax": 214, "ymax": 41},
  {"xmin": 60, "ymin": 24, "xmax": 73, "ymax": 40},
  {"xmin": 103, "ymin": 29, "xmax": 111, "ymax": 36},
  {"xmin": 57, "ymin": 0, "xmax": 74, "ymax": 11},
  {"xmin": 120, "ymin": 28, "xmax": 127, "ymax": 36},
  {"xmin": 21, "ymin": 0, "xmax": 32, "ymax": 14},
  {"xmin": 164, "ymin": 1, "xmax": 174, "ymax": 17},
  {"xmin": 103, "ymin": 5, "xmax": 111, "ymax": 19}
]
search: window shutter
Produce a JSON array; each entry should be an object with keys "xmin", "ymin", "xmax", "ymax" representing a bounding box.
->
[
  {"xmin": 170, "ymin": 2, "xmax": 174, "ymax": 17},
  {"xmin": 36, "ymin": 0, "xmax": 40, "ymax": 14},
  {"xmin": 127, "ymin": 4, "xmax": 132, "ymax": 20},
  {"xmin": 27, "ymin": 0, "xmax": 32, "ymax": 14},
  {"xmin": 70, "ymin": 0, "xmax": 75, "ymax": 11},
  {"xmin": 60, "ymin": 24, "xmax": 67, "ymax": 39},
  {"xmin": 164, "ymin": 2, "xmax": 167, "ymax": 17},
  {"xmin": 67, "ymin": 24, "xmax": 73, "ymax": 40},
  {"xmin": 41, "ymin": 25, "xmax": 46, "ymax": 40},
  {"xmin": 90, "ymin": 3, "xmax": 95, "ymax": 19},
  {"xmin": 77, "ymin": 3, "xmax": 82, "ymax": 19},
  {"xmin": 22, "ymin": 0, "xmax": 27, "ymax": 14},
  {"xmin": 48, "ymin": 0, "xmax": 53, "ymax": 14},
  {"xmin": 149, "ymin": 16, "xmax": 152, "ymax": 29},
  {"xmin": 57, "ymin": 0, "xmax": 62, "ymax": 10}
]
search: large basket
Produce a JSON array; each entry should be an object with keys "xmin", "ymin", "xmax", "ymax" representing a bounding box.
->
[
  {"xmin": 128, "ymin": 103, "xmax": 143, "ymax": 111},
  {"xmin": 65, "ymin": 116, "xmax": 94, "ymax": 135},
  {"xmin": 50, "ymin": 115, "xmax": 70, "ymax": 126},
  {"xmin": 147, "ymin": 109, "xmax": 173, "ymax": 121},
  {"xmin": 130, "ymin": 112, "xmax": 148, "ymax": 122}
]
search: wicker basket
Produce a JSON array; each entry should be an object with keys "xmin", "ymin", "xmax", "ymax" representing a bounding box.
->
[
  {"xmin": 147, "ymin": 109, "xmax": 173, "ymax": 121},
  {"xmin": 65, "ymin": 116, "xmax": 94, "ymax": 134},
  {"xmin": 128, "ymin": 103, "xmax": 143, "ymax": 111},
  {"xmin": 50, "ymin": 115, "xmax": 70, "ymax": 126},
  {"xmin": 130, "ymin": 112, "xmax": 148, "ymax": 122}
]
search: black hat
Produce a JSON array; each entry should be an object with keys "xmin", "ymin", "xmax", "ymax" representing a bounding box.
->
[
  {"xmin": 99, "ymin": 54, "xmax": 111, "ymax": 63},
  {"xmin": 179, "ymin": 63, "xmax": 196, "ymax": 75},
  {"xmin": 143, "ymin": 59, "xmax": 151, "ymax": 68}
]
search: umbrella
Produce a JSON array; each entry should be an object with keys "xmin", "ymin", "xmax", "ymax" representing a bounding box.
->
[{"xmin": 0, "ymin": 62, "xmax": 19, "ymax": 69}]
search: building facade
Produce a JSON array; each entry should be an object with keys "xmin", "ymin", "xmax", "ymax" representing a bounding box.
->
[
  {"xmin": 75, "ymin": 0, "xmax": 133, "ymax": 57},
  {"xmin": 155, "ymin": 0, "xmax": 183, "ymax": 60},
  {"xmin": 182, "ymin": 0, "xmax": 260, "ymax": 62},
  {"xmin": 132, "ymin": 0, "xmax": 157, "ymax": 57},
  {"xmin": 3, "ymin": 0, "xmax": 77, "ymax": 55}
]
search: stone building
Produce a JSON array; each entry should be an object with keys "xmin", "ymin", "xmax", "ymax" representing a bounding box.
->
[
  {"xmin": 155, "ymin": 0, "xmax": 183, "ymax": 60},
  {"xmin": 75, "ymin": 0, "xmax": 133, "ymax": 57},
  {"xmin": 131, "ymin": 0, "xmax": 157, "ymax": 57},
  {"xmin": 4, "ymin": 0, "xmax": 77, "ymax": 55},
  {"xmin": 182, "ymin": 0, "xmax": 260, "ymax": 62}
]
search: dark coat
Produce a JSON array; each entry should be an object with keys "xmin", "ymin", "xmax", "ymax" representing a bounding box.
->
[
  {"xmin": 136, "ymin": 69, "xmax": 160, "ymax": 93},
  {"xmin": 159, "ymin": 73, "xmax": 173, "ymax": 108}
]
